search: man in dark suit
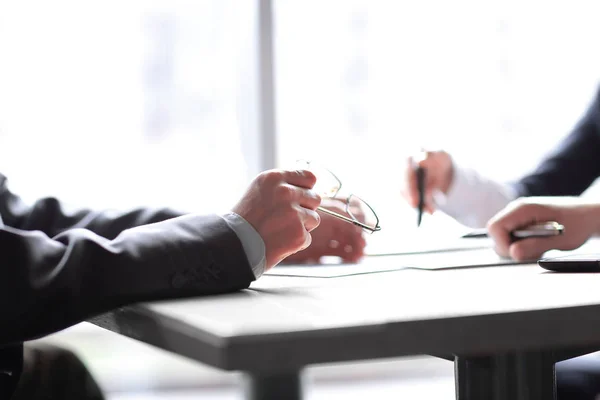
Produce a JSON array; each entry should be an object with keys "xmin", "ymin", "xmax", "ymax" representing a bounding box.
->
[{"xmin": 0, "ymin": 167, "xmax": 364, "ymax": 399}]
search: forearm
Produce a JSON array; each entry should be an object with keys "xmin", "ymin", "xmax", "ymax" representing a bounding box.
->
[
  {"xmin": 0, "ymin": 214, "xmax": 255, "ymax": 346},
  {"xmin": 0, "ymin": 174, "xmax": 266, "ymax": 281}
]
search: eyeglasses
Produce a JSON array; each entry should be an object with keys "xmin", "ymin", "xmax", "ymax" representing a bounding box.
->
[{"xmin": 297, "ymin": 160, "xmax": 381, "ymax": 233}]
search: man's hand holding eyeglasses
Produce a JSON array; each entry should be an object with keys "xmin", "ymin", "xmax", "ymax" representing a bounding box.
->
[
  {"xmin": 285, "ymin": 198, "xmax": 367, "ymax": 264},
  {"xmin": 232, "ymin": 169, "xmax": 321, "ymax": 270}
]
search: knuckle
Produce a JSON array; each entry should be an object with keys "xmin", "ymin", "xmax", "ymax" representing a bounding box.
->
[
  {"xmin": 517, "ymin": 203, "xmax": 540, "ymax": 220},
  {"xmin": 284, "ymin": 205, "xmax": 303, "ymax": 223},
  {"xmin": 304, "ymin": 190, "xmax": 321, "ymax": 209},
  {"xmin": 486, "ymin": 219, "xmax": 497, "ymax": 233},
  {"xmin": 258, "ymin": 170, "xmax": 282, "ymax": 186},
  {"xmin": 276, "ymin": 184, "xmax": 296, "ymax": 201}
]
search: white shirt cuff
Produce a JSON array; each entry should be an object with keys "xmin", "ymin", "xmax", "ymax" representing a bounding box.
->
[
  {"xmin": 436, "ymin": 163, "xmax": 518, "ymax": 228},
  {"xmin": 220, "ymin": 212, "xmax": 266, "ymax": 279}
]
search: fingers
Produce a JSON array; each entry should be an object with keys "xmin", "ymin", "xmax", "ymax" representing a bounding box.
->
[
  {"xmin": 508, "ymin": 236, "xmax": 565, "ymax": 261},
  {"xmin": 322, "ymin": 214, "xmax": 366, "ymax": 261},
  {"xmin": 278, "ymin": 171, "xmax": 321, "ymax": 210},
  {"xmin": 277, "ymin": 183, "xmax": 321, "ymax": 213},
  {"xmin": 286, "ymin": 185, "xmax": 321, "ymax": 231},
  {"xmin": 294, "ymin": 207, "xmax": 366, "ymax": 263},
  {"xmin": 487, "ymin": 201, "xmax": 558, "ymax": 257},
  {"xmin": 300, "ymin": 229, "xmax": 312, "ymax": 251},
  {"xmin": 283, "ymin": 169, "xmax": 317, "ymax": 189},
  {"xmin": 403, "ymin": 155, "xmax": 440, "ymax": 214},
  {"xmin": 294, "ymin": 186, "xmax": 321, "ymax": 211},
  {"xmin": 299, "ymin": 207, "xmax": 321, "ymax": 232},
  {"xmin": 491, "ymin": 201, "xmax": 555, "ymax": 232},
  {"xmin": 327, "ymin": 231, "xmax": 366, "ymax": 262}
]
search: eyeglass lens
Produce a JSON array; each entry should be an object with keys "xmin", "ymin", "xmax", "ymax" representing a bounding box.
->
[{"xmin": 347, "ymin": 195, "xmax": 379, "ymax": 232}]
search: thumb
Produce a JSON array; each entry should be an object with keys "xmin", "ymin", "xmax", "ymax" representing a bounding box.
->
[{"xmin": 509, "ymin": 236, "xmax": 565, "ymax": 261}]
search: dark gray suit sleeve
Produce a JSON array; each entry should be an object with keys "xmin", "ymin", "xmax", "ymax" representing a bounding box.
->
[
  {"xmin": 0, "ymin": 174, "xmax": 184, "ymax": 239},
  {"xmin": 514, "ymin": 87, "xmax": 600, "ymax": 197},
  {"xmin": 0, "ymin": 177, "xmax": 255, "ymax": 347},
  {"xmin": 0, "ymin": 214, "xmax": 256, "ymax": 346}
]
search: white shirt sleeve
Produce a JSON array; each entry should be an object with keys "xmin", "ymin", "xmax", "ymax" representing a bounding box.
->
[
  {"xmin": 436, "ymin": 164, "xmax": 518, "ymax": 229},
  {"xmin": 220, "ymin": 212, "xmax": 266, "ymax": 279}
]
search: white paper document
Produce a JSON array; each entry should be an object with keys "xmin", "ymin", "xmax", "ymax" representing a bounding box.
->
[
  {"xmin": 267, "ymin": 238, "xmax": 600, "ymax": 278},
  {"xmin": 266, "ymin": 248, "xmax": 518, "ymax": 278}
]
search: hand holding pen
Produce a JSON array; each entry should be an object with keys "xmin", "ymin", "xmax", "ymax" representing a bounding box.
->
[
  {"xmin": 486, "ymin": 197, "xmax": 600, "ymax": 261},
  {"xmin": 402, "ymin": 150, "xmax": 455, "ymax": 226},
  {"xmin": 462, "ymin": 221, "xmax": 564, "ymax": 241}
]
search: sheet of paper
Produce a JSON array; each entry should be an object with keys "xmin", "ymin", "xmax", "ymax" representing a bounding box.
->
[
  {"xmin": 267, "ymin": 238, "xmax": 600, "ymax": 278},
  {"xmin": 365, "ymin": 236, "xmax": 494, "ymax": 256},
  {"xmin": 363, "ymin": 222, "xmax": 493, "ymax": 256},
  {"xmin": 266, "ymin": 248, "xmax": 519, "ymax": 278}
]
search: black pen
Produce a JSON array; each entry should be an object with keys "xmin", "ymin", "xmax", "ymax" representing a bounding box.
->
[{"xmin": 416, "ymin": 166, "xmax": 426, "ymax": 227}]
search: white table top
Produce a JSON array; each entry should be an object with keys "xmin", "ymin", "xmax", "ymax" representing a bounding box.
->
[
  {"xmin": 148, "ymin": 261, "xmax": 600, "ymax": 334},
  {"xmin": 93, "ymin": 246, "xmax": 600, "ymax": 372}
]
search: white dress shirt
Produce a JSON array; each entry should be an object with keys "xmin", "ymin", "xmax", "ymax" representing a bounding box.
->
[{"xmin": 436, "ymin": 164, "xmax": 518, "ymax": 229}]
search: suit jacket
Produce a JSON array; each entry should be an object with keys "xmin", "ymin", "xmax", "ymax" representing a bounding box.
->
[
  {"xmin": 0, "ymin": 174, "xmax": 255, "ymax": 397},
  {"xmin": 515, "ymin": 86, "xmax": 600, "ymax": 197}
]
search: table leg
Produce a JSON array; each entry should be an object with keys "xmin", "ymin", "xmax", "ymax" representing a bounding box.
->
[
  {"xmin": 243, "ymin": 369, "xmax": 304, "ymax": 400},
  {"xmin": 455, "ymin": 352, "xmax": 556, "ymax": 400}
]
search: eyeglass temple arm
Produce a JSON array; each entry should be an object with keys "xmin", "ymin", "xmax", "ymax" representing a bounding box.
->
[{"xmin": 317, "ymin": 206, "xmax": 379, "ymax": 232}]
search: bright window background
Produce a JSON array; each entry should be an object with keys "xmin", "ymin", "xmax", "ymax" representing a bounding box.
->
[{"xmin": 0, "ymin": 1, "xmax": 254, "ymax": 213}]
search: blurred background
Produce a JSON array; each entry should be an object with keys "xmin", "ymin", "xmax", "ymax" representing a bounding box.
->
[{"xmin": 1, "ymin": 0, "xmax": 600, "ymax": 398}]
